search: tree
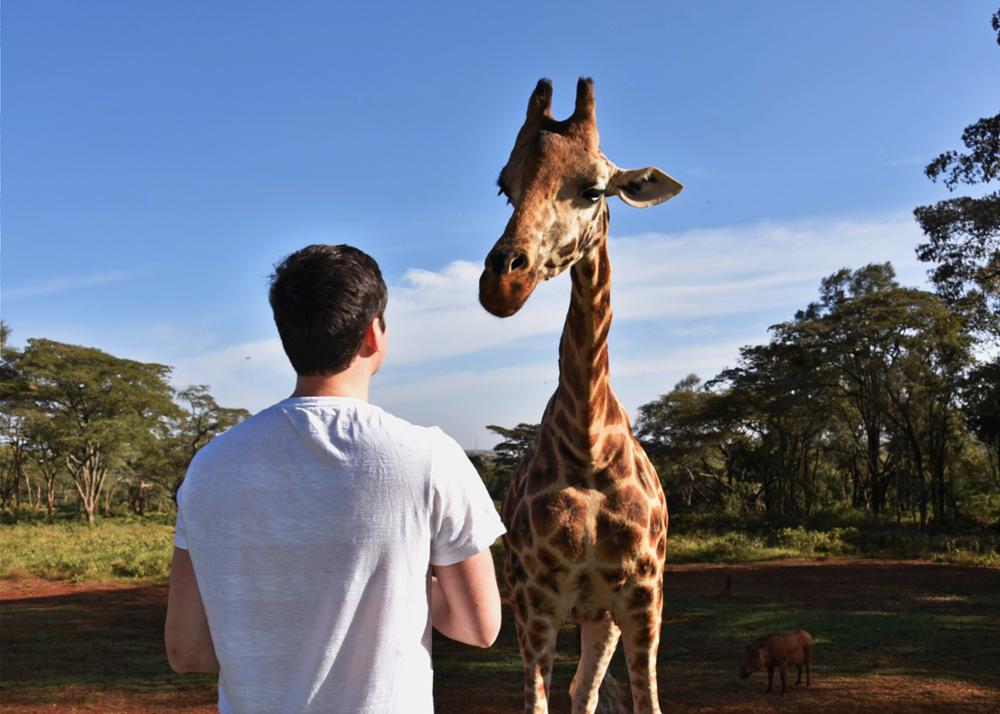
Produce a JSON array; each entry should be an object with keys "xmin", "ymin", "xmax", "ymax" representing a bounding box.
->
[
  {"xmin": 962, "ymin": 358, "xmax": 1000, "ymax": 491},
  {"xmin": 0, "ymin": 326, "xmax": 33, "ymax": 508},
  {"xmin": 167, "ymin": 386, "xmax": 250, "ymax": 500},
  {"xmin": 913, "ymin": 9, "xmax": 1000, "ymax": 337},
  {"xmin": 635, "ymin": 375, "xmax": 736, "ymax": 511},
  {"xmin": 485, "ymin": 423, "xmax": 539, "ymax": 498},
  {"xmin": 15, "ymin": 339, "xmax": 181, "ymax": 526},
  {"xmin": 711, "ymin": 338, "xmax": 831, "ymax": 518}
]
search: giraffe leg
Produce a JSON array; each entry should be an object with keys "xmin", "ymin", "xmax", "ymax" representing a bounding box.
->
[
  {"xmin": 569, "ymin": 612, "xmax": 621, "ymax": 714},
  {"xmin": 516, "ymin": 614, "xmax": 560, "ymax": 714},
  {"xmin": 618, "ymin": 601, "xmax": 662, "ymax": 714}
]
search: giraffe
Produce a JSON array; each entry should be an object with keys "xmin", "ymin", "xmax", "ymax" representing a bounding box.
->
[{"xmin": 478, "ymin": 77, "xmax": 683, "ymax": 714}]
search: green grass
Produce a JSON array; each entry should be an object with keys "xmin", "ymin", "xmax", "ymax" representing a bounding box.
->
[
  {"xmin": 1, "ymin": 509, "xmax": 997, "ymax": 584},
  {"xmin": 660, "ymin": 585, "xmax": 1000, "ymax": 690},
  {"xmin": 666, "ymin": 511, "xmax": 1000, "ymax": 567},
  {"xmin": 0, "ymin": 521, "xmax": 175, "ymax": 581}
]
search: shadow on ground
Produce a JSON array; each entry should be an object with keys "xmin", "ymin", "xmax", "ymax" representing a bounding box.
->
[{"xmin": 2, "ymin": 560, "xmax": 999, "ymax": 713}]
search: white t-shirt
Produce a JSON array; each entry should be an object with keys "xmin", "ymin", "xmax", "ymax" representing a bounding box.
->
[{"xmin": 174, "ymin": 396, "xmax": 505, "ymax": 714}]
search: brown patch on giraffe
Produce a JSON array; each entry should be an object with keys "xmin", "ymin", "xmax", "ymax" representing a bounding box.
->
[
  {"xmin": 557, "ymin": 239, "xmax": 578, "ymax": 258},
  {"xmin": 529, "ymin": 618, "xmax": 550, "ymax": 635},
  {"xmin": 552, "ymin": 406, "xmax": 574, "ymax": 441},
  {"xmin": 601, "ymin": 431, "xmax": 627, "ymax": 459},
  {"xmin": 592, "ymin": 451, "xmax": 630, "ymax": 490},
  {"xmin": 634, "ymin": 554, "xmax": 657, "ymax": 579},
  {"xmin": 629, "ymin": 585, "xmax": 654, "ymax": 611},
  {"xmin": 535, "ymin": 568, "xmax": 562, "ymax": 594},
  {"xmin": 525, "ymin": 585, "xmax": 556, "ymax": 616},
  {"xmin": 598, "ymin": 565, "xmax": 628, "ymax": 591},
  {"xmin": 605, "ymin": 485, "xmax": 649, "ymax": 525},
  {"xmin": 525, "ymin": 445, "xmax": 559, "ymax": 497},
  {"xmin": 587, "ymin": 387, "xmax": 608, "ymax": 424},
  {"xmin": 556, "ymin": 437, "xmax": 585, "ymax": 468},
  {"xmin": 514, "ymin": 587, "xmax": 529, "ymax": 616},
  {"xmin": 594, "ymin": 304, "xmax": 612, "ymax": 345},
  {"xmin": 595, "ymin": 511, "xmax": 645, "ymax": 561},
  {"xmin": 507, "ymin": 548, "xmax": 526, "ymax": 583},
  {"xmin": 633, "ymin": 454, "xmax": 657, "ymax": 496},
  {"xmin": 656, "ymin": 534, "xmax": 667, "ymax": 560},
  {"xmin": 508, "ymin": 503, "xmax": 532, "ymax": 551},
  {"xmin": 531, "ymin": 491, "xmax": 587, "ymax": 558},
  {"xmin": 549, "ymin": 524, "xmax": 587, "ymax": 563},
  {"xmin": 535, "ymin": 545, "xmax": 569, "ymax": 575},
  {"xmin": 528, "ymin": 628, "xmax": 551, "ymax": 654},
  {"xmin": 649, "ymin": 509, "xmax": 664, "ymax": 542}
]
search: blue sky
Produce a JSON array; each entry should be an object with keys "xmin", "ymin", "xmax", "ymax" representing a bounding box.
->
[{"xmin": 3, "ymin": 1, "xmax": 998, "ymax": 448}]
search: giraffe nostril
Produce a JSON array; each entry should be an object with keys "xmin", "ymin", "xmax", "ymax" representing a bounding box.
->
[{"xmin": 509, "ymin": 252, "xmax": 528, "ymax": 272}]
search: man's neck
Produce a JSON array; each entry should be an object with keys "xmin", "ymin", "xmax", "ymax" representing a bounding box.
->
[{"xmin": 291, "ymin": 369, "xmax": 370, "ymax": 401}]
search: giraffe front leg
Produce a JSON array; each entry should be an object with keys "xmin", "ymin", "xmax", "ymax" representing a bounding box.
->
[
  {"xmin": 569, "ymin": 612, "xmax": 622, "ymax": 714},
  {"xmin": 516, "ymin": 613, "xmax": 560, "ymax": 714},
  {"xmin": 618, "ymin": 591, "xmax": 663, "ymax": 714}
]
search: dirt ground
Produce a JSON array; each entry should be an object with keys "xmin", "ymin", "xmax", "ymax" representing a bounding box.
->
[{"xmin": 2, "ymin": 559, "xmax": 999, "ymax": 713}]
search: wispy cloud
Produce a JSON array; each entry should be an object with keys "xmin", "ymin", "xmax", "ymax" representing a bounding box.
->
[
  {"xmin": 383, "ymin": 212, "xmax": 926, "ymax": 367},
  {"xmin": 169, "ymin": 212, "xmax": 928, "ymax": 446},
  {"xmin": 4, "ymin": 270, "xmax": 135, "ymax": 300}
]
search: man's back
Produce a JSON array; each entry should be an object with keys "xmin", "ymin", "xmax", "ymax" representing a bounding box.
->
[{"xmin": 176, "ymin": 396, "xmax": 504, "ymax": 714}]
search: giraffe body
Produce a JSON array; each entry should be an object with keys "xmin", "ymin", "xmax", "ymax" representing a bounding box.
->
[{"xmin": 479, "ymin": 78, "xmax": 683, "ymax": 714}]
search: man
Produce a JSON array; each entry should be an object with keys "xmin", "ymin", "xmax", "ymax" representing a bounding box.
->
[{"xmin": 165, "ymin": 244, "xmax": 506, "ymax": 713}]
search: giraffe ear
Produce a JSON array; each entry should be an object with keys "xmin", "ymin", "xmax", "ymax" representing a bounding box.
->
[{"xmin": 608, "ymin": 166, "xmax": 683, "ymax": 208}]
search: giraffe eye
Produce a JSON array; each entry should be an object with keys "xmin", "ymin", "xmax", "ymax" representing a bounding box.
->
[{"xmin": 580, "ymin": 187, "xmax": 604, "ymax": 202}]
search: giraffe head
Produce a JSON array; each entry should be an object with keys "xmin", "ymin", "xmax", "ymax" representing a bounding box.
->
[{"xmin": 479, "ymin": 77, "xmax": 683, "ymax": 318}]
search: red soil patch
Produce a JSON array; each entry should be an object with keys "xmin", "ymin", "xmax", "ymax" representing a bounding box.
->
[{"xmin": 2, "ymin": 560, "xmax": 999, "ymax": 713}]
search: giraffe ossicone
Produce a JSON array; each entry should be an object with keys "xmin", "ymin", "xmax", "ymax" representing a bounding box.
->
[{"xmin": 479, "ymin": 77, "xmax": 682, "ymax": 714}]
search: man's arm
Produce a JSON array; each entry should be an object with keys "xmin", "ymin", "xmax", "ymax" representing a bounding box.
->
[
  {"xmin": 164, "ymin": 547, "xmax": 220, "ymax": 673},
  {"xmin": 430, "ymin": 547, "xmax": 502, "ymax": 648}
]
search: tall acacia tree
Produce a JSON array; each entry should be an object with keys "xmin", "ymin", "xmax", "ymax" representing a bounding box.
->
[
  {"xmin": 16, "ymin": 339, "xmax": 180, "ymax": 526},
  {"xmin": 914, "ymin": 8, "xmax": 1000, "ymax": 337},
  {"xmin": 635, "ymin": 375, "xmax": 733, "ymax": 510}
]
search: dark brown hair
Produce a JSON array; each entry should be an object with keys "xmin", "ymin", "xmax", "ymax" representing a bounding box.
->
[{"xmin": 268, "ymin": 244, "xmax": 387, "ymax": 376}]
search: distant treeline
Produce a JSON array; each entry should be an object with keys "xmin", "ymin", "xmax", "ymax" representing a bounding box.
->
[
  {"xmin": 2, "ymin": 259, "xmax": 997, "ymax": 532},
  {"xmin": 0, "ymin": 325, "xmax": 249, "ymax": 525}
]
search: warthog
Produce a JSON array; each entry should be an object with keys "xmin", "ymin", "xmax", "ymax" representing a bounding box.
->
[{"xmin": 738, "ymin": 629, "xmax": 813, "ymax": 695}]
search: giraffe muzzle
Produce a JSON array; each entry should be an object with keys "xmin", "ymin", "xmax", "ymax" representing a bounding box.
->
[{"xmin": 478, "ymin": 263, "xmax": 538, "ymax": 317}]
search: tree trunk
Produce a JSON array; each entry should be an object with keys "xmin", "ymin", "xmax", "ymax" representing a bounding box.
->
[{"xmin": 46, "ymin": 476, "xmax": 56, "ymax": 516}]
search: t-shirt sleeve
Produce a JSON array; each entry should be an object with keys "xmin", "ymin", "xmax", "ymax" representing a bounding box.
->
[
  {"xmin": 174, "ymin": 503, "xmax": 188, "ymax": 550},
  {"xmin": 429, "ymin": 428, "xmax": 506, "ymax": 567},
  {"xmin": 173, "ymin": 477, "xmax": 190, "ymax": 551}
]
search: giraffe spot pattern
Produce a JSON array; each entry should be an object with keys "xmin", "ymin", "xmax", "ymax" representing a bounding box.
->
[
  {"xmin": 629, "ymin": 585, "xmax": 654, "ymax": 611},
  {"xmin": 599, "ymin": 565, "xmax": 628, "ymax": 591},
  {"xmin": 527, "ymin": 585, "xmax": 556, "ymax": 616},
  {"xmin": 605, "ymin": 484, "xmax": 647, "ymax": 524},
  {"xmin": 531, "ymin": 491, "xmax": 587, "ymax": 568},
  {"xmin": 595, "ymin": 511, "xmax": 644, "ymax": 561}
]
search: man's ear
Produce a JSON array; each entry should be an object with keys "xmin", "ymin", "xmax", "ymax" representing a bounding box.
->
[
  {"xmin": 607, "ymin": 166, "xmax": 683, "ymax": 208},
  {"xmin": 358, "ymin": 316, "xmax": 385, "ymax": 359}
]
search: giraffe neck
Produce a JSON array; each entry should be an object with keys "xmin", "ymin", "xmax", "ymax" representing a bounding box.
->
[{"xmin": 551, "ymin": 205, "xmax": 621, "ymax": 464}]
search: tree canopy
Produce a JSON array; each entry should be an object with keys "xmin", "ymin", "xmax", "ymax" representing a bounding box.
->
[
  {"xmin": 913, "ymin": 10, "xmax": 1000, "ymax": 337},
  {"xmin": 0, "ymin": 328, "xmax": 248, "ymax": 524}
]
